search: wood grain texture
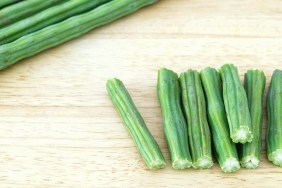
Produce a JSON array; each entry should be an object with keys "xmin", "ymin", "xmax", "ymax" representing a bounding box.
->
[{"xmin": 0, "ymin": 0, "xmax": 281, "ymax": 187}]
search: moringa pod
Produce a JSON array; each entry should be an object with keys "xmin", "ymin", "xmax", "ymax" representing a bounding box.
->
[
  {"xmin": 0, "ymin": 0, "xmax": 111, "ymax": 45},
  {"xmin": 0, "ymin": 0, "xmax": 22, "ymax": 9},
  {"xmin": 201, "ymin": 67, "xmax": 240, "ymax": 173},
  {"xmin": 220, "ymin": 64, "xmax": 253, "ymax": 144},
  {"xmin": 239, "ymin": 70, "xmax": 266, "ymax": 169},
  {"xmin": 107, "ymin": 78, "xmax": 166, "ymax": 170},
  {"xmin": 157, "ymin": 68, "xmax": 192, "ymax": 169},
  {"xmin": 267, "ymin": 69, "xmax": 282, "ymax": 167},
  {"xmin": 179, "ymin": 70, "xmax": 213, "ymax": 170},
  {"xmin": 0, "ymin": 0, "xmax": 67, "ymax": 28},
  {"xmin": 0, "ymin": 0, "xmax": 158, "ymax": 70}
]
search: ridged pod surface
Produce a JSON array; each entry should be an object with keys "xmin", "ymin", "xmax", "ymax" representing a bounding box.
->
[
  {"xmin": 106, "ymin": 78, "xmax": 166, "ymax": 170},
  {"xmin": 179, "ymin": 70, "xmax": 213, "ymax": 170},
  {"xmin": 0, "ymin": 0, "xmax": 67, "ymax": 28},
  {"xmin": 157, "ymin": 68, "xmax": 192, "ymax": 169},
  {"xmin": 200, "ymin": 67, "xmax": 240, "ymax": 173},
  {"xmin": 220, "ymin": 64, "xmax": 253, "ymax": 144},
  {"xmin": 0, "ymin": 0, "xmax": 111, "ymax": 45},
  {"xmin": 239, "ymin": 70, "xmax": 266, "ymax": 169},
  {"xmin": 267, "ymin": 69, "xmax": 282, "ymax": 167},
  {"xmin": 0, "ymin": 0, "xmax": 158, "ymax": 70},
  {"xmin": 0, "ymin": 0, "xmax": 22, "ymax": 9}
]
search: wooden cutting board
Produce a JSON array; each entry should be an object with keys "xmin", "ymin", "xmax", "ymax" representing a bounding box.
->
[{"xmin": 0, "ymin": 0, "xmax": 281, "ymax": 187}]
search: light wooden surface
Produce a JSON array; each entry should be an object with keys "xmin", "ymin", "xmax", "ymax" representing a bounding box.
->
[{"xmin": 0, "ymin": 0, "xmax": 282, "ymax": 187}]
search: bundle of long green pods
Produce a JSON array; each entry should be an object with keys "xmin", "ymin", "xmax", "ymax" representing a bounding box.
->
[
  {"xmin": 107, "ymin": 64, "xmax": 282, "ymax": 173},
  {"xmin": 0, "ymin": 0, "xmax": 158, "ymax": 70}
]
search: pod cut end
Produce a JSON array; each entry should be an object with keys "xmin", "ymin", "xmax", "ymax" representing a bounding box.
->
[
  {"xmin": 268, "ymin": 149, "xmax": 282, "ymax": 167},
  {"xmin": 221, "ymin": 158, "xmax": 240, "ymax": 173},
  {"xmin": 231, "ymin": 126, "xmax": 253, "ymax": 144},
  {"xmin": 148, "ymin": 159, "xmax": 166, "ymax": 170},
  {"xmin": 172, "ymin": 159, "xmax": 192, "ymax": 170},
  {"xmin": 240, "ymin": 155, "xmax": 260, "ymax": 169},
  {"xmin": 192, "ymin": 156, "xmax": 213, "ymax": 170}
]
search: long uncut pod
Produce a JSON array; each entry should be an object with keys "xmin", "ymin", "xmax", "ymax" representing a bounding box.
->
[
  {"xmin": 0, "ymin": 0, "xmax": 22, "ymax": 9},
  {"xmin": 0, "ymin": 0, "xmax": 157, "ymax": 70},
  {"xmin": 179, "ymin": 70, "xmax": 213, "ymax": 169},
  {"xmin": 220, "ymin": 64, "xmax": 253, "ymax": 144},
  {"xmin": 157, "ymin": 68, "xmax": 192, "ymax": 169},
  {"xmin": 106, "ymin": 78, "xmax": 166, "ymax": 170},
  {"xmin": 239, "ymin": 70, "xmax": 266, "ymax": 169},
  {"xmin": 200, "ymin": 68, "xmax": 240, "ymax": 173},
  {"xmin": 0, "ymin": 0, "xmax": 111, "ymax": 45},
  {"xmin": 267, "ymin": 70, "xmax": 282, "ymax": 167},
  {"xmin": 0, "ymin": 0, "xmax": 67, "ymax": 28}
]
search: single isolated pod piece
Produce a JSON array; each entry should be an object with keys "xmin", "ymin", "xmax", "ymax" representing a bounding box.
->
[
  {"xmin": 157, "ymin": 68, "xmax": 192, "ymax": 169},
  {"xmin": 0, "ymin": 0, "xmax": 158, "ymax": 70},
  {"xmin": 220, "ymin": 64, "xmax": 253, "ymax": 144},
  {"xmin": 267, "ymin": 69, "xmax": 282, "ymax": 167},
  {"xmin": 0, "ymin": 0, "xmax": 111, "ymax": 45},
  {"xmin": 239, "ymin": 70, "xmax": 266, "ymax": 169},
  {"xmin": 179, "ymin": 70, "xmax": 213, "ymax": 170},
  {"xmin": 106, "ymin": 78, "xmax": 166, "ymax": 170},
  {"xmin": 200, "ymin": 67, "xmax": 240, "ymax": 173},
  {"xmin": 0, "ymin": 0, "xmax": 67, "ymax": 28}
]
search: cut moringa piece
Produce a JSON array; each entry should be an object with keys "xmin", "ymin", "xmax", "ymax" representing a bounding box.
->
[
  {"xmin": 220, "ymin": 64, "xmax": 253, "ymax": 144},
  {"xmin": 201, "ymin": 67, "xmax": 240, "ymax": 173},
  {"xmin": 107, "ymin": 78, "xmax": 166, "ymax": 170},
  {"xmin": 267, "ymin": 69, "xmax": 282, "ymax": 167},
  {"xmin": 180, "ymin": 70, "xmax": 213, "ymax": 170},
  {"xmin": 239, "ymin": 70, "xmax": 266, "ymax": 169},
  {"xmin": 157, "ymin": 68, "xmax": 192, "ymax": 169}
]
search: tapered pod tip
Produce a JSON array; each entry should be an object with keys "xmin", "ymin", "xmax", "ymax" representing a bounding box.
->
[
  {"xmin": 192, "ymin": 156, "xmax": 213, "ymax": 170},
  {"xmin": 106, "ymin": 78, "xmax": 121, "ymax": 86},
  {"xmin": 158, "ymin": 67, "xmax": 176, "ymax": 74},
  {"xmin": 274, "ymin": 68, "xmax": 281, "ymax": 71},
  {"xmin": 245, "ymin": 69, "xmax": 265, "ymax": 75},
  {"xmin": 172, "ymin": 159, "xmax": 192, "ymax": 170},
  {"xmin": 222, "ymin": 158, "xmax": 240, "ymax": 173},
  {"xmin": 149, "ymin": 160, "xmax": 166, "ymax": 170},
  {"xmin": 219, "ymin": 63, "xmax": 235, "ymax": 72},
  {"xmin": 231, "ymin": 126, "xmax": 253, "ymax": 144},
  {"xmin": 268, "ymin": 149, "xmax": 282, "ymax": 167},
  {"xmin": 240, "ymin": 156, "xmax": 260, "ymax": 169}
]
